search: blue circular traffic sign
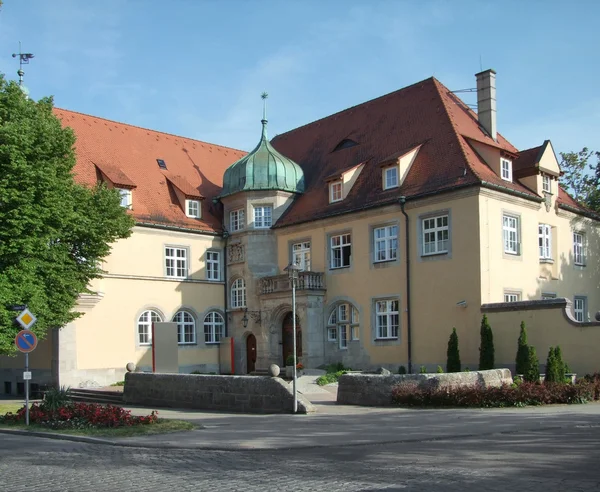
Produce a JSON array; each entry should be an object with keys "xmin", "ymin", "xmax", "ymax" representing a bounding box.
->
[{"xmin": 15, "ymin": 330, "xmax": 38, "ymax": 353}]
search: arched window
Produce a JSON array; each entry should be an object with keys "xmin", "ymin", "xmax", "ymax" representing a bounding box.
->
[
  {"xmin": 173, "ymin": 311, "xmax": 196, "ymax": 345},
  {"xmin": 204, "ymin": 312, "xmax": 225, "ymax": 344},
  {"xmin": 231, "ymin": 278, "xmax": 246, "ymax": 308},
  {"xmin": 137, "ymin": 310, "xmax": 163, "ymax": 345},
  {"xmin": 327, "ymin": 303, "xmax": 359, "ymax": 349}
]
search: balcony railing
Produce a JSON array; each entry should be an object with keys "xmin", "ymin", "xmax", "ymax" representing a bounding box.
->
[{"xmin": 260, "ymin": 271, "xmax": 326, "ymax": 295}]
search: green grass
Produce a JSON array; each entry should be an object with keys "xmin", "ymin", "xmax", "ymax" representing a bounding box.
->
[
  {"xmin": 0, "ymin": 418, "xmax": 195, "ymax": 437},
  {"xmin": 0, "ymin": 403, "xmax": 23, "ymax": 415}
]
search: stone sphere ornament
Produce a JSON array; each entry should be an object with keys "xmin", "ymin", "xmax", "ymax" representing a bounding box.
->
[
  {"xmin": 269, "ymin": 364, "xmax": 281, "ymax": 377},
  {"xmin": 126, "ymin": 362, "xmax": 136, "ymax": 373}
]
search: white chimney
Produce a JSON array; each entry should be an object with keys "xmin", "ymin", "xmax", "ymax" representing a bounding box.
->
[{"xmin": 475, "ymin": 69, "xmax": 497, "ymax": 141}]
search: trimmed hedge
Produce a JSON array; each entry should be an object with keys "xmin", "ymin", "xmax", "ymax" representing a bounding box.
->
[{"xmin": 392, "ymin": 379, "xmax": 600, "ymax": 408}]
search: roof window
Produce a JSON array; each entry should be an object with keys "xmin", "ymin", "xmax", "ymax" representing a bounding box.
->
[
  {"xmin": 157, "ymin": 159, "xmax": 167, "ymax": 170},
  {"xmin": 332, "ymin": 139, "xmax": 358, "ymax": 152}
]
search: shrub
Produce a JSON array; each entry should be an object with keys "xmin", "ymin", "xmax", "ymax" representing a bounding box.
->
[
  {"xmin": 545, "ymin": 346, "xmax": 560, "ymax": 383},
  {"xmin": 524, "ymin": 346, "xmax": 540, "ymax": 383},
  {"xmin": 110, "ymin": 381, "xmax": 125, "ymax": 386},
  {"xmin": 446, "ymin": 328, "xmax": 461, "ymax": 373},
  {"xmin": 436, "ymin": 366, "xmax": 444, "ymax": 373},
  {"xmin": 285, "ymin": 354, "xmax": 296, "ymax": 366},
  {"xmin": 419, "ymin": 365, "xmax": 427, "ymax": 374},
  {"xmin": 398, "ymin": 365, "xmax": 407, "ymax": 375},
  {"xmin": 515, "ymin": 321, "xmax": 529, "ymax": 375},
  {"xmin": 479, "ymin": 315, "xmax": 495, "ymax": 370},
  {"xmin": 554, "ymin": 346, "xmax": 566, "ymax": 382},
  {"xmin": 316, "ymin": 363, "xmax": 351, "ymax": 386},
  {"xmin": 42, "ymin": 386, "xmax": 71, "ymax": 412}
]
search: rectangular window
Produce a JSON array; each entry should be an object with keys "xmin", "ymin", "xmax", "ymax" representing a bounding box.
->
[
  {"xmin": 230, "ymin": 209, "xmax": 245, "ymax": 231},
  {"xmin": 327, "ymin": 327, "xmax": 337, "ymax": 342},
  {"xmin": 422, "ymin": 215, "xmax": 449, "ymax": 256},
  {"xmin": 206, "ymin": 251, "xmax": 220, "ymax": 281},
  {"xmin": 501, "ymin": 159, "xmax": 512, "ymax": 182},
  {"xmin": 574, "ymin": 296, "xmax": 587, "ymax": 322},
  {"xmin": 351, "ymin": 325, "xmax": 360, "ymax": 341},
  {"xmin": 339, "ymin": 325, "xmax": 348, "ymax": 349},
  {"xmin": 117, "ymin": 188, "xmax": 132, "ymax": 208},
  {"xmin": 538, "ymin": 224, "xmax": 552, "ymax": 259},
  {"xmin": 375, "ymin": 300, "xmax": 399, "ymax": 339},
  {"xmin": 541, "ymin": 293, "xmax": 557, "ymax": 300},
  {"xmin": 374, "ymin": 225, "xmax": 398, "ymax": 262},
  {"xmin": 186, "ymin": 199, "xmax": 200, "ymax": 218},
  {"xmin": 384, "ymin": 166, "xmax": 399, "ymax": 189},
  {"xmin": 165, "ymin": 247, "xmax": 188, "ymax": 278},
  {"xmin": 503, "ymin": 215, "xmax": 519, "ymax": 255},
  {"xmin": 254, "ymin": 206, "xmax": 272, "ymax": 228},
  {"xmin": 573, "ymin": 232, "xmax": 584, "ymax": 265},
  {"xmin": 330, "ymin": 233, "xmax": 352, "ymax": 269},
  {"xmin": 542, "ymin": 175, "xmax": 551, "ymax": 193},
  {"xmin": 330, "ymin": 181, "xmax": 343, "ymax": 203},
  {"xmin": 292, "ymin": 242, "xmax": 311, "ymax": 271},
  {"xmin": 504, "ymin": 292, "xmax": 521, "ymax": 303}
]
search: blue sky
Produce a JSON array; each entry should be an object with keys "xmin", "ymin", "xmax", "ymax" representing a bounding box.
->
[{"xmin": 1, "ymin": 0, "xmax": 599, "ymax": 155}]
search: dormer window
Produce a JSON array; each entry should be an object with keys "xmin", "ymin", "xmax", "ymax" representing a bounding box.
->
[
  {"xmin": 186, "ymin": 199, "xmax": 201, "ymax": 218},
  {"xmin": 501, "ymin": 158, "xmax": 512, "ymax": 182},
  {"xmin": 332, "ymin": 139, "xmax": 358, "ymax": 152},
  {"xmin": 117, "ymin": 188, "xmax": 132, "ymax": 209},
  {"xmin": 383, "ymin": 166, "xmax": 399, "ymax": 190},
  {"xmin": 330, "ymin": 181, "xmax": 343, "ymax": 203},
  {"xmin": 542, "ymin": 175, "xmax": 551, "ymax": 193}
]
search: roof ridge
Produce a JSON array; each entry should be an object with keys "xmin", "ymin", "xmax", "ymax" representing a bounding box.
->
[
  {"xmin": 272, "ymin": 76, "xmax": 437, "ymax": 142},
  {"xmin": 54, "ymin": 107, "xmax": 248, "ymax": 154}
]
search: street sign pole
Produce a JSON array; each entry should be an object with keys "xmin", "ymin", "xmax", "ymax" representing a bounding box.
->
[
  {"xmin": 14, "ymin": 308, "xmax": 38, "ymax": 427},
  {"xmin": 25, "ymin": 352, "xmax": 29, "ymax": 426}
]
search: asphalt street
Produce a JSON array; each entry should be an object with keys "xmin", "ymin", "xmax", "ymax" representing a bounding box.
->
[{"xmin": 2, "ymin": 422, "xmax": 599, "ymax": 491}]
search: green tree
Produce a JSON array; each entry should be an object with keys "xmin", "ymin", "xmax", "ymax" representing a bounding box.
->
[
  {"xmin": 515, "ymin": 321, "xmax": 529, "ymax": 375},
  {"xmin": 446, "ymin": 327, "xmax": 461, "ymax": 373},
  {"xmin": 524, "ymin": 346, "xmax": 540, "ymax": 383},
  {"xmin": 559, "ymin": 147, "xmax": 600, "ymax": 212},
  {"xmin": 0, "ymin": 76, "xmax": 134, "ymax": 354},
  {"xmin": 544, "ymin": 346, "xmax": 560, "ymax": 383},
  {"xmin": 553, "ymin": 346, "xmax": 566, "ymax": 382},
  {"xmin": 478, "ymin": 315, "xmax": 495, "ymax": 370}
]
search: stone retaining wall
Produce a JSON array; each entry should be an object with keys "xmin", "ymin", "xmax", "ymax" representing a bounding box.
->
[
  {"xmin": 124, "ymin": 372, "xmax": 315, "ymax": 414},
  {"xmin": 337, "ymin": 369, "xmax": 513, "ymax": 406}
]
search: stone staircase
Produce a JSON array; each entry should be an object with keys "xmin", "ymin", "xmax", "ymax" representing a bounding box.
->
[{"xmin": 68, "ymin": 388, "xmax": 124, "ymax": 405}]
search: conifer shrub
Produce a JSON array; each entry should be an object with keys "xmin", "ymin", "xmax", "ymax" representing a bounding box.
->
[
  {"xmin": 553, "ymin": 346, "xmax": 566, "ymax": 382},
  {"xmin": 446, "ymin": 328, "xmax": 461, "ymax": 373},
  {"xmin": 545, "ymin": 346, "xmax": 560, "ymax": 383},
  {"xmin": 515, "ymin": 321, "xmax": 529, "ymax": 375},
  {"xmin": 436, "ymin": 366, "xmax": 444, "ymax": 373},
  {"xmin": 478, "ymin": 315, "xmax": 495, "ymax": 370},
  {"xmin": 398, "ymin": 365, "xmax": 407, "ymax": 375},
  {"xmin": 524, "ymin": 346, "xmax": 540, "ymax": 383}
]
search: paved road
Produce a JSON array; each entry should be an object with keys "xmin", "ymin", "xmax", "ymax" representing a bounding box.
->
[{"xmin": 2, "ymin": 423, "xmax": 600, "ymax": 491}]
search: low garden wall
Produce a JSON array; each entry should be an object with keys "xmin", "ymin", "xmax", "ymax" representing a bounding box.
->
[
  {"xmin": 124, "ymin": 372, "xmax": 315, "ymax": 414},
  {"xmin": 337, "ymin": 369, "xmax": 513, "ymax": 406}
]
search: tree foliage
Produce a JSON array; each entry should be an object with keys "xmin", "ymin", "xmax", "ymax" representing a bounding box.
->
[
  {"xmin": 524, "ymin": 346, "xmax": 540, "ymax": 383},
  {"xmin": 0, "ymin": 76, "xmax": 134, "ymax": 354},
  {"xmin": 478, "ymin": 315, "xmax": 495, "ymax": 370},
  {"xmin": 515, "ymin": 321, "xmax": 529, "ymax": 375},
  {"xmin": 559, "ymin": 147, "xmax": 600, "ymax": 212},
  {"xmin": 446, "ymin": 327, "xmax": 461, "ymax": 373}
]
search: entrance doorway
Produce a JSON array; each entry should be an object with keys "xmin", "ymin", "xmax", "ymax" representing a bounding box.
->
[
  {"xmin": 246, "ymin": 333, "xmax": 257, "ymax": 374},
  {"xmin": 282, "ymin": 312, "xmax": 302, "ymax": 366}
]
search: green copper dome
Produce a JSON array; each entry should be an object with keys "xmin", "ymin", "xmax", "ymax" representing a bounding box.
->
[{"xmin": 219, "ymin": 118, "xmax": 305, "ymax": 198}]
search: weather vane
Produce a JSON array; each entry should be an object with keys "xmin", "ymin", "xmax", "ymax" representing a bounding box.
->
[
  {"xmin": 261, "ymin": 92, "xmax": 268, "ymax": 122},
  {"xmin": 12, "ymin": 41, "xmax": 34, "ymax": 87}
]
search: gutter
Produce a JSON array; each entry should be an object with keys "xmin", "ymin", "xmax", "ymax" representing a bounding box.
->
[
  {"xmin": 136, "ymin": 221, "xmax": 222, "ymax": 236},
  {"xmin": 558, "ymin": 203, "xmax": 600, "ymax": 221},
  {"xmin": 399, "ymin": 196, "xmax": 412, "ymax": 374}
]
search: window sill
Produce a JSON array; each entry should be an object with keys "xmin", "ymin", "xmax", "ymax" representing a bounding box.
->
[
  {"xmin": 138, "ymin": 344, "xmax": 152, "ymax": 347},
  {"xmin": 330, "ymin": 266, "xmax": 351, "ymax": 270},
  {"xmin": 205, "ymin": 342, "xmax": 221, "ymax": 346},
  {"xmin": 374, "ymin": 259, "xmax": 397, "ymax": 264},
  {"xmin": 178, "ymin": 343, "xmax": 197, "ymax": 347},
  {"xmin": 539, "ymin": 258, "xmax": 554, "ymax": 264},
  {"xmin": 165, "ymin": 276, "xmax": 188, "ymax": 280},
  {"xmin": 504, "ymin": 251, "xmax": 520, "ymax": 256},
  {"xmin": 421, "ymin": 252, "xmax": 448, "ymax": 258},
  {"xmin": 374, "ymin": 337, "xmax": 399, "ymax": 341},
  {"xmin": 574, "ymin": 263, "xmax": 586, "ymax": 268}
]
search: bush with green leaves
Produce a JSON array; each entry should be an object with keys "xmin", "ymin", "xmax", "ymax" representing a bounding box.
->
[
  {"xmin": 419, "ymin": 365, "xmax": 427, "ymax": 374},
  {"xmin": 524, "ymin": 346, "xmax": 540, "ymax": 383},
  {"xmin": 478, "ymin": 315, "xmax": 495, "ymax": 370},
  {"xmin": 446, "ymin": 328, "xmax": 461, "ymax": 373},
  {"xmin": 515, "ymin": 321, "xmax": 529, "ymax": 375},
  {"xmin": 41, "ymin": 386, "xmax": 71, "ymax": 412},
  {"xmin": 398, "ymin": 365, "xmax": 407, "ymax": 375},
  {"xmin": 545, "ymin": 346, "xmax": 566, "ymax": 383},
  {"xmin": 436, "ymin": 366, "xmax": 444, "ymax": 373},
  {"xmin": 316, "ymin": 363, "xmax": 351, "ymax": 386}
]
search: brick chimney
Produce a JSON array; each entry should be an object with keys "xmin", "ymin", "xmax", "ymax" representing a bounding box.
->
[{"xmin": 475, "ymin": 69, "xmax": 497, "ymax": 141}]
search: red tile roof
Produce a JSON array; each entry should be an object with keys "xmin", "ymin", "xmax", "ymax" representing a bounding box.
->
[
  {"xmin": 54, "ymin": 108, "xmax": 246, "ymax": 233},
  {"xmin": 270, "ymin": 77, "xmax": 544, "ymax": 228}
]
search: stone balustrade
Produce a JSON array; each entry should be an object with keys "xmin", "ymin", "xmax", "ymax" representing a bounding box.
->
[{"xmin": 260, "ymin": 271, "xmax": 325, "ymax": 295}]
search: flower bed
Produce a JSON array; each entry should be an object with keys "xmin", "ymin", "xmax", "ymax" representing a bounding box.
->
[
  {"xmin": 0, "ymin": 402, "xmax": 158, "ymax": 430},
  {"xmin": 392, "ymin": 377, "xmax": 600, "ymax": 408}
]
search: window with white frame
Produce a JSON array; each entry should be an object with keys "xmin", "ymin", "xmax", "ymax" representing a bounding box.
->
[
  {"xmin": 504, "ymin": 292, "xmax": 521, "ymax": 303},
  {"xmin": 165, "ymin": 247, "xmax": 188, "ymax": 278},
  {"xmin": 292, "ymin": 241, "xmax": 311, "ymax": 271},
  {"xmin": 422, "ymin": 214, "xmax": 449, "ymax": 255},
  {"xmin": 374, "ymin": 225, "xmax": 398, "ymax": 262},
  {"xmin": 573, "ymin": 232, "xmax": 585, "ymax": 265},
  {"xmin": 375, "ymin": 299, "xmax": 399, "ymax": 339},
  {"xmin": 254, "ymin": 206, "xmax": 272, "ymax": 228},
  {"xmin": 384, "ymin": 166, "xmax": 399, "ymax": 189},
  {"xmin": 186, "ymin": 199, "xmax": 201, "ymax": 218},
  {"xmin": 173, "ymin": 311, "xmax": 196, "ymax": 345},
  {"xmin": 117, "ymin": 188, "xmax": 132, "ymax": 209},
  {"xmin": 137, "ymin": 310, "xmax": 162, "ymax": 345},
  {"xmin": 330, "ymin": 181, "xmax": 343, "ymax": 203},
  {"xmin": 230, "ymin": 209, "xmax": 245, "ymax": 231},
  {"xmin": 501, "ymin": 158, "xmax": 512, "ymax": 182},
  {"xmin": 503, "ymin": 215, "xmax": 519, "ymax": 255},
  {"xmin": 574, "ymin": 296, "xmax": 587, "ymax": 322},
  {"xmin": 330, "ymin": 233, "xmax": 352, "ymax": 269},
  {"xmin": 542, "ymin": 175, "xmax": 551, "ymax": 193},
  {"xmin": 231, "ymin": 278, "xmax": 246, "ymax": 308},
  {"xmin": 204, "ymin": 312, "xmax": 225, "ymax": 343},
  {"xmin": 327, "ymin": 303, "xmax": 359, "ymax": 348},
  {"xmin": 538, "ymin": 224, "xmax": 552, "ymax": 260},
  {"xmin": 206, "ymin": 251, "xmax": 220, "ymax": 281}
]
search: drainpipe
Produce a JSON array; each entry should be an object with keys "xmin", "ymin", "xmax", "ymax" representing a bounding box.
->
[{"xmin": 399, "ymin": 196, "xmax": 412, "ymax": 374}]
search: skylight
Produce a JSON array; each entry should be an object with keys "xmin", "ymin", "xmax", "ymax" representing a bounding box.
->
[
  {"xmin": 332, "ymin": 139, "xmax": 358, "ymax": 152},
  {"xmin": 157, "ymin": 159, "xmax": 167, "ymax": 170}
]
